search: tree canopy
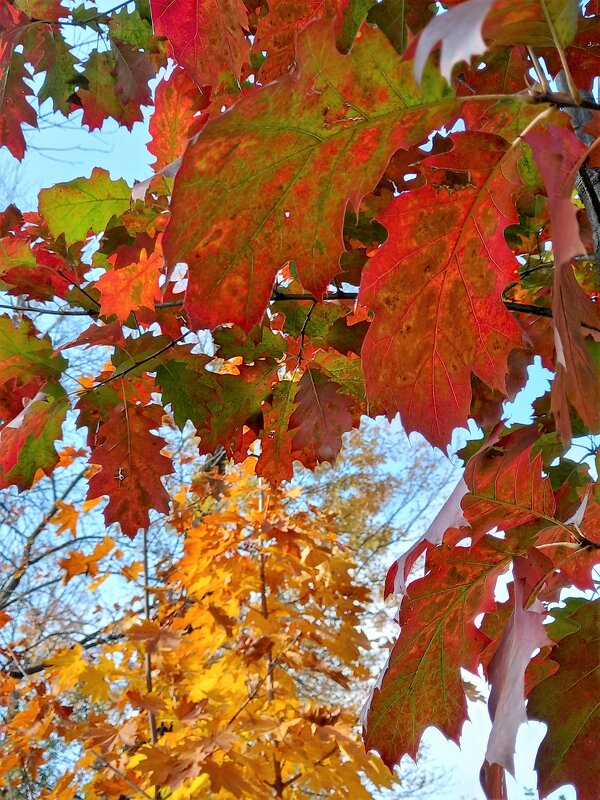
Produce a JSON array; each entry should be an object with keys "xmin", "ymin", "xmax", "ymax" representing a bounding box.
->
[{"xmin": 0, "ymin": 0, "xmax": 600, "ymax": 798}]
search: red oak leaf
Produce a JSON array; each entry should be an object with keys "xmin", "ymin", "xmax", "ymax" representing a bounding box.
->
[
  {"xmin": 365, "ymin": 531, "xmax": 517, "ymax": 765},
  {"xmin": 149, "ymin": 69, "xmax": 208, "ymax": 171},
  {"xmin": 96, "ymin": 249, "xmax": 163, "ymax": 324},
  {"xmin": 87, "ymin": 403, "xmax": 172, "ymax": 538},
  {"xmin": 253, "ymin": 0, "xmax": 343, "ymax": 82},
  {"xmin": 525, "ymin": 124, "xmax": 600, "ymax": 443},
  {"xmin": 528, "ymin": 599, "xmax": 600, "ymax": 799},
  {"xmin": 461, "ymin": 427, "xmax": 555, "ymax": 540},
  {"xmin": 163, "ymin": 21, "xmax": 456, "ymax": 331},
  {"xmin": 150, "ymin": 0, "xmax": 250, "ymax": 87},
  {"xmin": 360, "ymin": 131, "xmax": 522, "ymax": 447},
  {"xmin": 288, "ymin": 366, "xmax": 354, "ymax": 469}
]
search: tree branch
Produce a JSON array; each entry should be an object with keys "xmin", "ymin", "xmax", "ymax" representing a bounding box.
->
[{"xmin": 0, "ymin": 470, "xmax": 87, "ymax": 610}]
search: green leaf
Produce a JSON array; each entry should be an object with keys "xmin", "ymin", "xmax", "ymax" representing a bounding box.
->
[
  {"xmin": 39, "ymin": 167, "xmax": 131, "ymax": 244},
  {"xmin": 0, "ymin": 315, "xmax": 67, "ymax": 386},
  {"xmin": 37, "ymin": 30, "xmax": 79, "ymax": 115},
  {"xmin": 0, "ymin": 394, "xmax": 68, "ymax": 490},
  {"xmin": 109, "ymin": 7, "xmax": 156, "ymax": 49},
  {"xmin": 528, "ymin": 599, "xmax": 600, "ymax": 799}
]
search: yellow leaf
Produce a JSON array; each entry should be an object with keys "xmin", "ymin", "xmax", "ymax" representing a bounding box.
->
[
  {"xmin": 50, "ymin": 501, "xmax": 80, "ymax": 536},
  {"xmin": 79, "ymin": 666, "xmax": 110, "ymax": 702},
  {"xmin": 48, "ymin": 644, "xmax": 87, "ymax": 690}
]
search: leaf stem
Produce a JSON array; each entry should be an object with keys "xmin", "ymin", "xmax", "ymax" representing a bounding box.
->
[
  {"xmin": 539, "ymin": 0, "xmax": 579, "ymax": 103},
  {"xmin": 526, "ymin": 48, "xmax": 550, "ymax": 94}
]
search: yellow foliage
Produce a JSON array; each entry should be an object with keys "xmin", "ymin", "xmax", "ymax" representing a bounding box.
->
[{"xmin": 0, "ymin": 458, "xmax": 398, "ymax": 799}]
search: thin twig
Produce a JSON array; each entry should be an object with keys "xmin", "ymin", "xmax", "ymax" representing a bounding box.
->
[
  {"xmin": 527, "ymin": 48, "xmax": 550, "ymax": 94},
  {"xmin": 89, "ymin": 749, "xmax": 154, "ymax": 800},
  {"xmin": 142, "ymin": 528, "xmax": 158, "ymax": 746}
]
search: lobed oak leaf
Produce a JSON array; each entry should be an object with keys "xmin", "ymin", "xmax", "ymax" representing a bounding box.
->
[
  {"xmin": 14, "ymin": 0, "xmax": 67, "ymax": 21},
  {"xmin": 485, "ymin": 0, "xmax": 580, "ymax": 50},
  {"xmin": 112, "ymin": 41, "xmax": 155, "ymax": 106},
  {"xmin": 542, "ymin": 16, "xmax": 600, "ymax": 92},
  {"xmin": 253, "ymin": 0, "xmax": 344, "ymax": 81},
  {"xmin": 461, "ymin": 426, "xmax": 556, "ymax": 540},
  {"xmin": 415, "ymin": 0, "xmax": 580, "ymax": 84},
  {"xmin": 87, "ymin": 402, "xmax": 172, "ymax": 539},
  {"xmin": 385, "ymin": 475, "xmax": 468, "ymax": 598},
  {"xmin": 150, "ymin": 0, "xmax": 250, "ymax": 87},
  {"xmin": 157, "ymin": 353, "xmax": 276, "ymax": 456},
  {"xmin": 524, "ymin": 124, "xmax": 586, "ymax": 271},
  {"xmin": 528, "ymin": 599, "xmax": 600, "ymax": 799},
  {"xmin": 524, "ymin": 124, "xmax": 600, "ymax": 442},
  {"xmin": 360, "ymin": 131, "xmax": 522, "ymax": 447},
  {"xmin": 365, "ymin": 532, "xmax": 519, "ymax": 766},
  {"xmin": 70, "ymin": 49, "xmax": 146, "ymax": 131},
  {"xmin": 96, "ymin": 248, "xmax": 163, "ymax": 323},
  {"xmin": 149, "ymin": 68, "xmax": 208, "ymax": 170},
  {"xmin": 36, "ymin": 28, "xmax": 78, "ymax": 115},
  {"xmin": 0, "ymin": 48, "xmax": 37, "ymax": 160},
  {"xmin": 288, "ymin": 367, "xmax": 354, "ymax": 469},
  {"xmin": 414, "ymin": 0, "xmax": 495, "ymax": 83},
  {"xmin": 39, "ymin": 168, "xmax": 131, "ymax": 245},
  {"xmin": 256, "ymin": 379, "xmax": 300, "ymax": 484},
  {"xmin": 0, "ymin": 392, "xmax": 68, "ymax": 490},
  {"xmin": 163, "ymin": 21, "xmax": 456, "ymax": 331},
  {"xmin": 108, "ymin": 6, "xmax": 158, "ymax": 50}
]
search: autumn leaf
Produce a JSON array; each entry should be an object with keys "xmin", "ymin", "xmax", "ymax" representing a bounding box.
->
[
  {"xmin": 112, "ymin": 41, "xmax": 155, "ymax": 106},
  {"xmin": 71, "ymin": 49, "xmax": 147, "ymax": 130},
  {"xmin": 253, "ymin": 0, "xmax": 344, "ymax": 81},
  {"xmin": 127, "ymin": 619, "xmax": 181, "ymax": 653},
  {"xmin": 365, "ymin": 532, "xmax": 518, "ymax": 764},
  {"xmin": 385, "ymin": 476, "xmax": 468, "ymax": 597},
  {"xmin": 524, "ymin": 124, "xmax": 600, "ymax": 442},
  {"xmin": 414, "ymin": 0, "xmax": 496, "ymax": 83},
  {"xmin": 48, "ymin": 644, "xmax": 87, "ymax": 690},
  {"xmin": 157, "ymin": 353, "xmax": 276, "ymax": 456},
  {"xmin": 0, "ymin": 393, "xmax": 68, "ymax": 490},
  {"xmin": 0, "ymin": 47, "xmax": 37, "ymax": 160},
  {"xmin": 150, "ymin": 0, "xmax": 250, "ymax": 87},
  {"xmin": 461, "ymin": 427, "xmax": 556, "ymax": 540},
  {"xmin": 59, "ymin": 536, "xmax": 115, "ymax": 583},
  {"xmin": 149, "ymin": 69, "xmax": 207, "ymax": 170},
  {"xmin": 360, "ymin": 132, "xmax": 522, "ymax": 447},
  {"xmin": 256, "ymin": 379, "xmax": 301, "ymax": 483},
  {"xmin": 36, "ymin": 29, "xmax": 79, "ymax": 116},
  {"xmin": 528, "ymin": 599, "xmax": 600, "ymax": 799},
  {"xmin": 39, "ymin": 168, "xmax": 131, "ymax": 244},
  {"xmin": 289, "ymin": 367, "xmax": 354, "ymax": 468},
  {"xmin": 87, "ymin": 402, "xmax": 172, "ymax": 538},
  {"xmin": 0, "ymin": 315, "xmax": 66, "ymax": 387},
  {"xmin": 96, "ymin": 248, "xmax": 163, "ymax": 323},
  {"xmin": 50, "ymin": 497, "xmax": 101, "ymax": 537},
  {"xmin": 415, "ymin": 0, "xmax": 580, "ymax": 83},
  {"xmin": 163, "ymin": 21, "xmax": 456, "ymax": 331}
]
